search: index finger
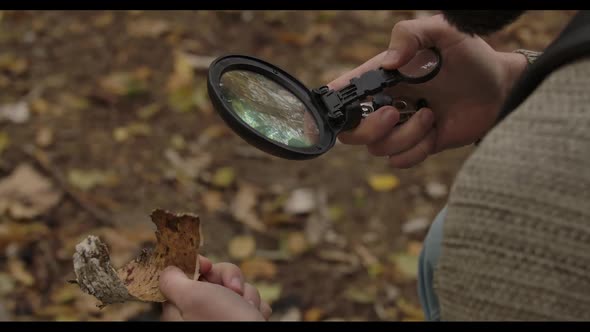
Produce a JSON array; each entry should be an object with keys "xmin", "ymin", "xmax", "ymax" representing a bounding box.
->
[{"xmin": 326, "ymin": 51, "xmax": 387, "ymax": 90}]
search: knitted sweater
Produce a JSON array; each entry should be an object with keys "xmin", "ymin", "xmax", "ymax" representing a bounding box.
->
[{"xmin": 433, "ymin": 55, "xmax": 590, "ymax": 320}]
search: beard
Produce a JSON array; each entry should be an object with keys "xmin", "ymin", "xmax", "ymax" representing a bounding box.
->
[{"xmin": 441, "ymin": 10, "xmax": 526, "ymax": 36}]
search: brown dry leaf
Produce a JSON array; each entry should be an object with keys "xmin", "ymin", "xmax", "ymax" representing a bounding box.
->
[
  {"xmin": 201, "ymin": 191, "xmax": 225, "ymax": 213},
  {"xmin": 8, "ymin": 259, "xmax": 35, "ymax": 287},
  {"xmin": 0, "ymin": 131, "xmax": 9, "ymax": 156},
  {"xmin": 0, "ymin": 53, "xmax": 28, "ymax": 75},
  {"xmin": 407, "ymin": 241, "xmax": 423, "ymax": 257},
  {"xmin": 0, "ymin": 222, "xmax": 49, "ymax": 251},
  {"xmin": 397, "ymin": 298, "xmax": 425, "ymax": 321},
  {"xmin": 35, "ymin": 127, "xmax": 54, "ymax": 148},
  {"xmin": 99, "ymin": 71, "xmax": 149, "ymax": 97},
  {"xmin": 231, "ymin": 182, "xmax": 267, "ymax": 232},
  {"xmin": 93, "ymin": 12, "xmax": 114, "ymax": 27},
  {"xmin": 344, "ymin": 284, "xmax": 377, "ymax": 304},
  {"xmin": 304, "ymin": 307, "xmax": 325, "ymax": 322},
  {"xmin": 228, "ymin": 235, "xmax": 256, "ymax": 261},
  {"xmin": 0, "ymin": 163, "xmax": 62, "ymax": 219},
  {"xmin": 283, "ymin": 231, "xmax": 308, "ymax": 257},
  {"xmin": 240, "ymin": 257, "xmax": 277, "ymax": 281},
  {"xmin": 72, "ymin": 209, "xmax": 202, "ymax": 307},
  {"xmin": 127, "ymin": 19, "xmax": 170, "ymax": 38}
]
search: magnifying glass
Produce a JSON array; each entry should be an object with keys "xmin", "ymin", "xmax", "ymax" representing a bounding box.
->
[{"xmin": 207, "ymin": 48, "xmax": 442, "ymax": 160}]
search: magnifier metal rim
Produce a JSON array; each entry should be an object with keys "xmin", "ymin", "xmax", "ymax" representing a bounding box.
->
[
  {"xmin": 207, "ymin": 54, "xmax": 335, "ymax": 160},
  {"xmin": 396, "ymin": 47, "xmax": 442, "ymax": 84}
]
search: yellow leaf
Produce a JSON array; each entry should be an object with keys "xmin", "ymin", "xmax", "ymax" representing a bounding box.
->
[
  {"xmin": 253, "ymin": 282, "xmax": 282, "ymax": 305},
  {"xmin": 367, "ymin": 174, "xmax": 400, "ymax": 192},
  {"xmin": 228, "ymin": 235, "xmax": 256, "ymax": 261},
  {"xmin": 212, "ymin": 167, "xmax": 235, "ymax": 188},
  {"xmin": 397, "ymin": 298, "xmax": 425, "ymax": 321}
]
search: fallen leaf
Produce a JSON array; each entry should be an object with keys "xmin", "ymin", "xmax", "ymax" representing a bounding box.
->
[
  {"xmin": 35, "ymin": 127, "xmax": 54, "ymax": 148},
  {"xmin": 58, "ymin": 92, "xmax": 89, "ymax": 111},
  {"xmin": 240, "ymin": 257, "xmax": 278, "ymax": 281},
  {"xmin": 67, "ymin": 168, "xmax": 119, "ymax": 191},
  {"xmin": 407, "ymin": 241, "xmax": 423, "ymax": 257},
  {"xmin": 0, "ymin": 101, "xmax": 30, "ymax": 124},
  {"xmin": 374, "ymin": 303, "xmax": 399, "ymax": 321},
  {"xmin": 113, "ymin": 122, "xmax": 151, "ymax": 142},
  {"xmin": 136, "ymin": 103, "xmax": 161, "ymax": 119},
  {"xmin": 231, "ymin": 183, "xmax": 267, "ymax": 232},
  {"xmin": 283, "ymin": 188, "xmax": 316, "ymax": 215},
  {"xmin": 100, "ymin": 71, "xmax": 149, "ymax": 97},
  {"xmin": 8, "ymin": 259, "xmax": 35, "ymax": 287},
  {"xmin": 228, "ymin": 235, "xmax": 256, "ymax": 261},
  {"xmin": 389, "ymin": 252, "xmax": 419, "ymax": 280},
  {"xmin": 93, "ymin": 12, "xmax": 114, "ymax": 27},
  {"xmin": 344, "ymin": 284, "xmax": 377, "ymax": 304},
  {"xmin": 367, "ymin": 174, "xmax": 400, "ymax": 192},
  {"xmin": 0, "ymin": 53, "xmax": 28, "ymax": 75},
  {"xmin": 170, "ymin": 134, "xmax": 186, "ymax": 150},
  {"xmin": 211, "ymin": 167, "xmax": 235, "ymax": 188},
  {"xmin": 95, "ymin": 302, "xmax": 151, "ymax": 321},
  {"xmin": 72, "ymin": 209, "xmax": 202, "ymax": 307},
  {"xmin": 0, "ymin": 273, "xmax": 15, "ymax": 296},
  {"xmin": 282, "ymin": 231, "xmax": 308, "ymax": 257},
  {"xmin": 327, "ymin": 205, "xmax": 344, "ymax": 222},
  {"xmin": 253, "ymin": 282, "xmax": 282, "ymax": 305},
  {"xmin": 0, "ymin": 222, "xmax": 49, "ymax": 254},
  {"xmin": 182, "ymin": 53, "xmax": 217, "ymax": 71},
  {"xmin": 0, "ymin": 163, "xmax": 62, "ymax": 219},
  {"xmin": 425, "ymin": 181, "xmax": 448, "ymax": 199},
  {"xmin": 279, "ymin": 307, "xmax": 302, "ymax": 321},
  {"xmin": 201, "ymin": 191, "xmax": 225, "ymax": 213},
  {"xmin": 353, "ymin": 187, "xmax": 367, "ymax": 207},
  {"xmin": 30, "ymin": 98, "xmax": 50, "ymax": 114},
  {"xmin": 50, "ymin": 283, "xmax": 79, "ymax": 304},
  {"xmin": 397, "ymin": 298, "xmax": 424, "ymax": 321},
  {"xmin": 166, "ymin": 51, "xmax": 198, "ymax": 113},
  {"xmin": 0, "ymin": 131, "xmax": 8, "ymax": 155},
  {"xmin": 304, "ymin": 307, "xmax": 324, "ymax": 321},
  {"xmin": 164, "ymin": 149, "xmax": 212, "ymax": 181},
  {"xmin": 401, "ymin": 217, "xmax": 430, "ymax": 235},
  {"xmin": 127, "ymin": 19, "xmax": 170, "ymax": 38}
]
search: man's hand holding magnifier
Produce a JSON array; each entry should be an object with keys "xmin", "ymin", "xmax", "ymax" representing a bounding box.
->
[{"xmin": 328, "ymin": 14, "xmax": 528, "ymax": 168}]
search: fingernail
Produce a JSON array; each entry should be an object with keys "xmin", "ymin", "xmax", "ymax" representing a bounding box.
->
[
  {"xmin": 247, "ymin": 300, "xmax": 256, "ymax": 307},
  {"xmin": 420, "ymin": 109, "xmax": 433, "ymax": 126},
  {"xmin": 383, "ymin": 50, "xmax": 400, "ymax": 67},
  {"xmin": 230, "ymin": 277, "xmax": 243, "ymax": 292}
]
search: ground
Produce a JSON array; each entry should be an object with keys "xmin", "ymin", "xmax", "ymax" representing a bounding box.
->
[{"xmin": 0, "ymin": 10, "xmax": 576, "ymax": 321}]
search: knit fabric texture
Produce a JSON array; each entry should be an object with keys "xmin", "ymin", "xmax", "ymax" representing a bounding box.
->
[{"xmin": 434, "ymin": 57, "xmax": 590, "ymax": 320}]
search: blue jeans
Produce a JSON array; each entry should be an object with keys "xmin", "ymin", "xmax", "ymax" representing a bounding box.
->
[{"xmin": 417, "ymin": 206, "xmax": 447, "ymax": 321}]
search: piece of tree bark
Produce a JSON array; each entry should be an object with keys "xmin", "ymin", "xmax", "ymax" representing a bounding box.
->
[{"xmin": 72, "ymin": 209, "xmax": 202, "ymax": 308}]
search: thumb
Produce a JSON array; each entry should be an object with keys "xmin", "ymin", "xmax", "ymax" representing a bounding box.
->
[
  {"xmin": 159, "ymin": 266, "xmax": 264, "ymax": 321},
  {"xmin": 159, "ymin": 266, "xmax": 191, "ymax": 304}
]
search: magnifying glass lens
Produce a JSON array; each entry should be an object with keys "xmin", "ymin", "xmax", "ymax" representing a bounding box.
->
[
  {"xmin": 398, "ymin": 48, "xmax": 440, "ymax": 79},
  {"xmin": 219, "ymin": 70, "xmax": 320, "ymax": 148}
]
